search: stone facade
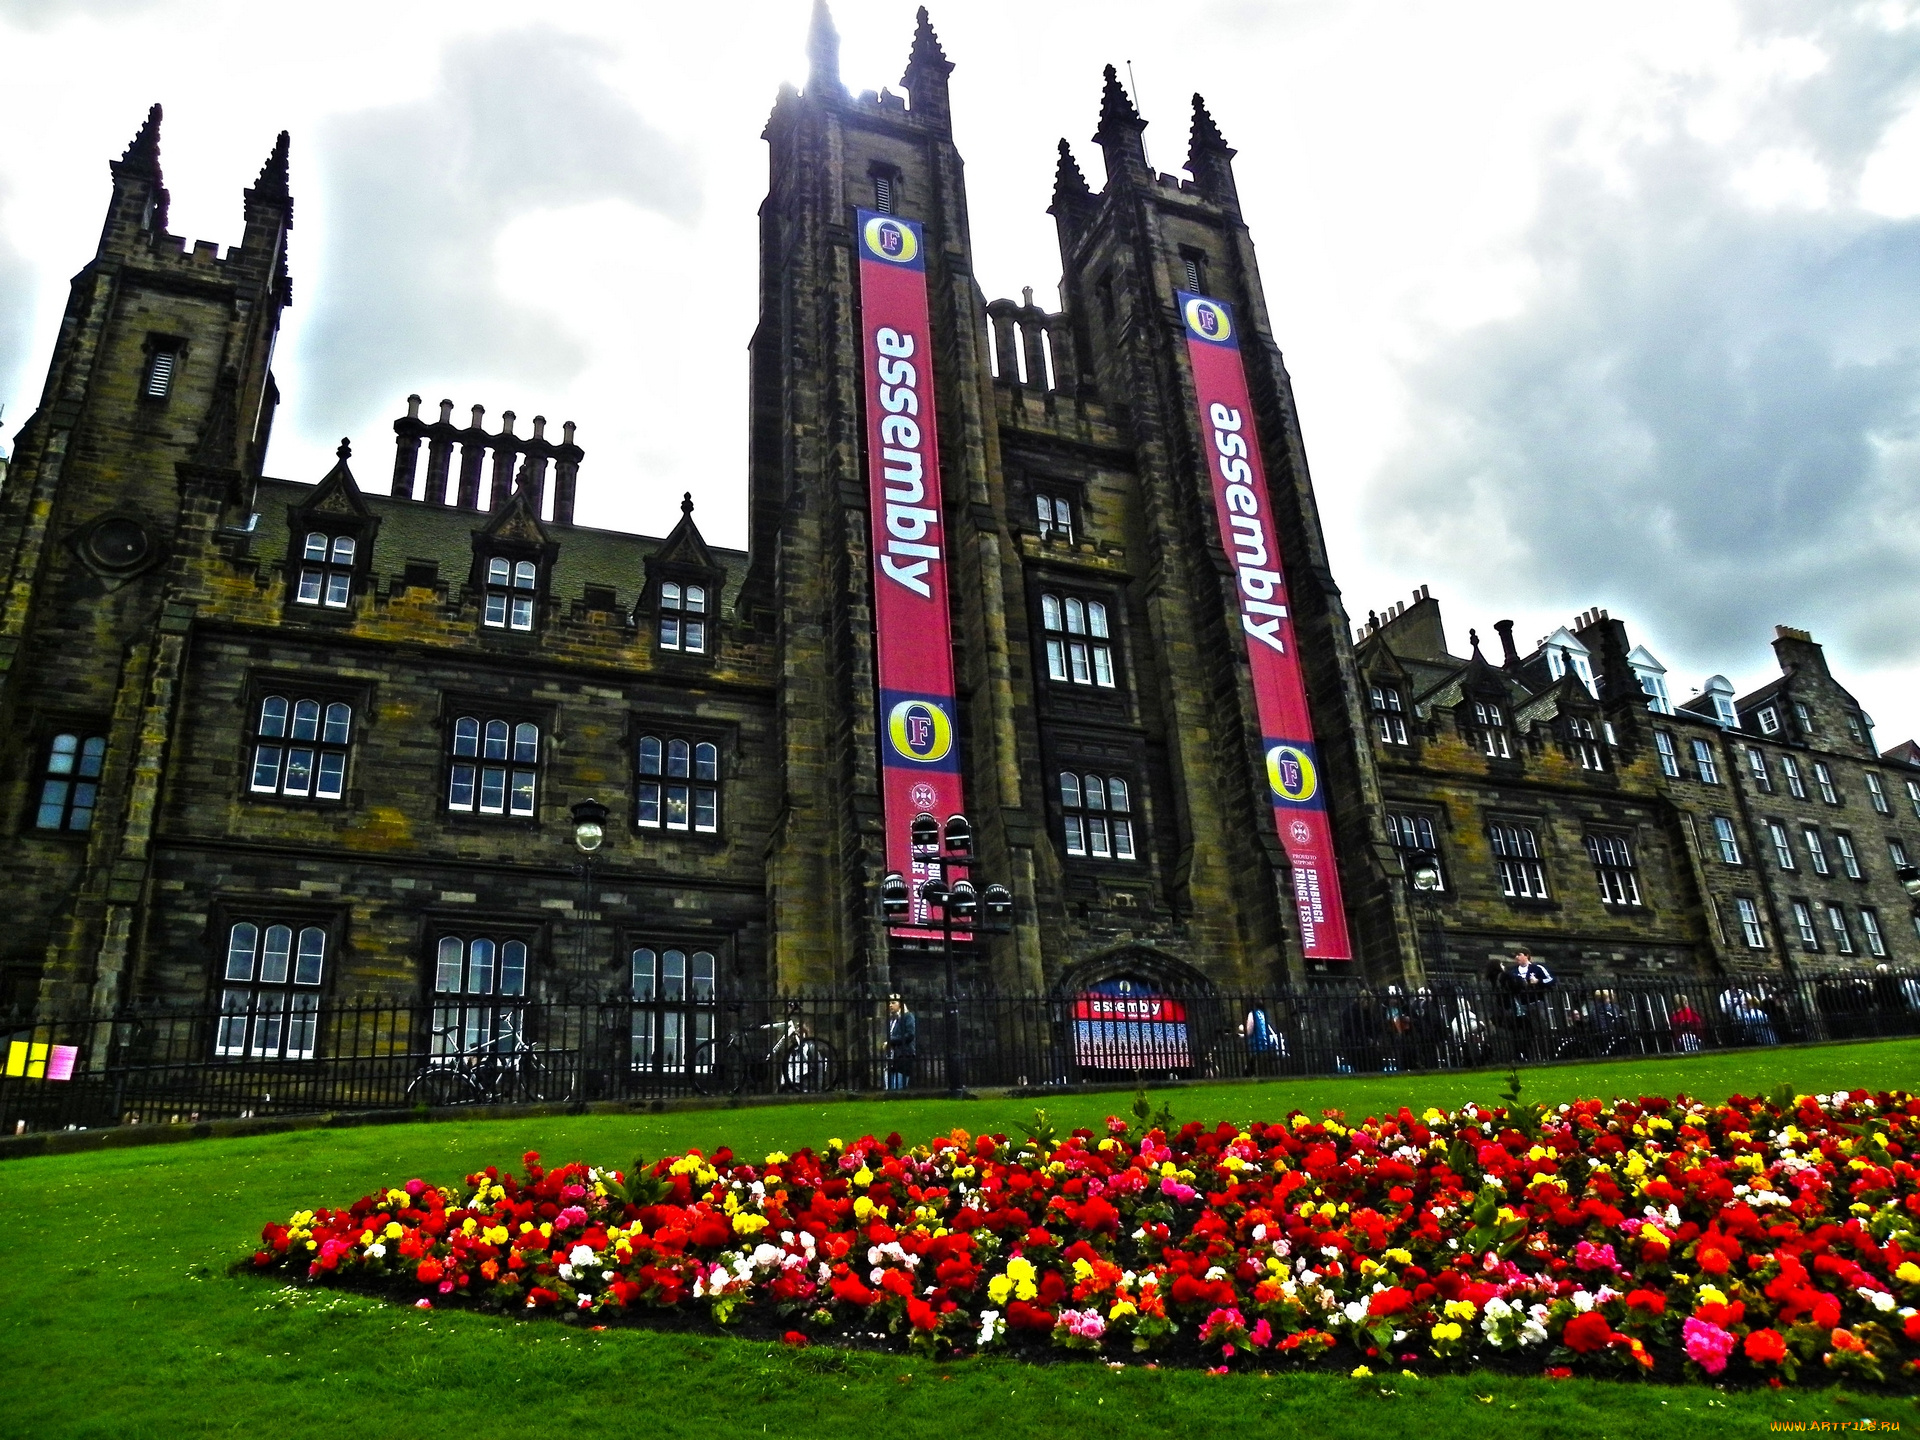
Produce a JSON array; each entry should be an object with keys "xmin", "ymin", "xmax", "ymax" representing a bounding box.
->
[{"xmin": 1, "ymin": 13, "xmax": 1913, "ymax": 1021}]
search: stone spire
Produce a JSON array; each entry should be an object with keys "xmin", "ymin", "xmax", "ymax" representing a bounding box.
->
[
  {"xmin": 806, "ymin": 0, "xmax": 843, "ymax": 99},
  {"xmin": 901, "ymin": 6, "xmax": 953, "ymax": 124},
  {"xmin": 120, "ymin": 103, "xmax": 163, "ymax": 174},
  {"xmin": 249, "ymin": 131, "xmax": 291, "ymax": 206},
  {"xmin": 1186, "ymin": 93, "xmax": 1239, "ymax": 206},
  {"xmin": 1093, "ymin": 64, "xmax": 1148, "ymax": 184},
  {"xmin": 1050, "ymin": 139, "xmax": 1093, "ymax": 213}
]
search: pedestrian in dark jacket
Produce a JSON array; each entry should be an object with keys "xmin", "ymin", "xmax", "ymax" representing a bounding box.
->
[{"xmin": 886, "ymin": 995, "xmax": 917, "ymax": 1090}]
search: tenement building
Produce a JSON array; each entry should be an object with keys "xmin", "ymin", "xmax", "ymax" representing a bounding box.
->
[{"xmin": 0, "ymin": 6, "xmax": 1914, "ymax": 1030}]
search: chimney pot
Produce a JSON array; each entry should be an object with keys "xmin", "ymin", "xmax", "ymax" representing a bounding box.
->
[
  {"xmin": 562, "ymin": 420, "xmax": 576, "ymax": 443},
  {"xmin": 1494, "ymin": 618, "xmax": 1520, "ymax": 668},
  {"xmin": 437, "ymin": 399, "xmax": 454, "ymax": 423},
  {"xmin": 531, "ymin": 415, "xmax": 547, "ymax": 440},
  {"xmin": 405, "ymin": 394, "xmax": 421, "ymax": 420},
  {"xmin": 469, "ymin": 404, "xmax": 485, "ymax": 427},
  {"xmin": 499, "ymin": 411, "xmax": 516, "ymax": 436}
]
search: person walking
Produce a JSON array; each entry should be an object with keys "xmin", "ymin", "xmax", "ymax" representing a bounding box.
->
[{"xmin": 885, "ymin": 994, "xmax": 917, "ymax": 1091}]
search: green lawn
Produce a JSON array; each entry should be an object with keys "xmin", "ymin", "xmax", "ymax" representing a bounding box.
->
[{"xmin": 4, "ymin": 1043, "xmax": 1919, "ymax": 1439}]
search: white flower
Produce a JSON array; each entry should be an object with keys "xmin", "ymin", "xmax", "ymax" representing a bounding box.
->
[
  {"xmin": 978, "ymin": 1310, "xmax": 1003, "ymax": 1346},
  {"xmin": 577, "ymin": 1294, "xmax": 593, "ymax": 1308},
  {"xmin": 569, "ymin": 1245, "xmax": 596, "ymax": 1267},
  {"xmin": 870, "ymin": 1268, "xmax": 885, "ymax": 1285},
  {"xmin": 558, "ymin": 1264, "xmax": 575, "ymax": 1280},
  {"xmin": 1518, "ymin": 1320, "xmax": 1549, "ymax": 1347},
  {"xmin": 1571, "ymin": 1291, "xmax": 1594, "ymax": 1313},
  {"xmin": 1344, "ymin": 1300, "xmax": 1369, "ymax": 1324},
  {"xmin": 868, "ymin": 1246, "xmax": 884, "ymax": 1265},
  {"xmin": 1861, "ymin": 1288, "xmax": 1895, "ymax": 1313},
  {"xmin": 1204, "ymin": 1266, "xmax": 1227, "ymax": 1282},
  {"xmin": 752, "ymin": 1244, "xmax": 782, "ymax": 1269},
  {"xmin": 364, "ymin": 1243, "xmax": 387, "ymax": 1260},
  {"xmin": 816, "ymin": 1262, "xmax": 831, "ymax": 1284},
  {"xmin": 1483, "ymin": 1298, "xmax": 1513, "ymax": 1321}
]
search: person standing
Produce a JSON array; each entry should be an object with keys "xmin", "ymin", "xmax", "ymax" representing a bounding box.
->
[
  {"xmin": 886, "ymin": 995, "xmax": 917, "ymax": 1091},
  {"xmin": 1512, "ymin": 950, "xmax": 1555, "ymax": 1059}
]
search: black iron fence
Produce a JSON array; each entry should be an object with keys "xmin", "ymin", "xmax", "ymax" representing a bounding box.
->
[{"xmin": 5, "ymin": 969, "xmax": 1919, "ymax": 1135}]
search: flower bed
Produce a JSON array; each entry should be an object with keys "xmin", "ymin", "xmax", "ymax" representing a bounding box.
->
[{"xmin": 251, "ymin": 1087, "xmax": 1920, "ymax": 1386}]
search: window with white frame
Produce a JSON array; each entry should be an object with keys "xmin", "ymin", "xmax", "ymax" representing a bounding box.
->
[
  {"xmin": 1585, "ymin": 833, "xmax": 1640, "ymax": 905},
  {"xmin": 1834, "ymin": 832, "xmax": 1862, "ymax": 879},
  {"xmin": 1745, "ymin": 748, "xmax": 1771, "ymax": 792},
  {"xmin": 1907, "ymin": 778, "xmax": 1920, "ymax": 819},
  {"xmin": 1370, "ymin": 684, "xmax": 1409, "ymax": 745},
  {"xmin": 483, "ymin": 557, "xmax": 538, "ymax": 631},
  {"xmin": 215, "ymin": 921, "xmax": 326, "ymax": 1059},
  {"xmin": 1060, "ymin": 771, "xmax": 1136, "ymax": 860},
  {"xmin": 1861, "ymin": 907, "xmax": 1887, "ymax": 957},
  {"xmin": 295, "ymin": 532, "xmax": 357, "ymax": 608},
  {"xmin": 1034, "ymin": 492, "xmax": 1075, "ymax": 545},
  {"xmin": 1565, "ymin": 714, "xmax": 1605, "ymax": 770},
  {"xmin": 1866, "ymin": 772, "xmax": 1890, "ymax": 815},
  {"xmin": 1795, "ymin": 701, "xmax": 1815, "ymax": 734},
  {"xmin": 1769, "ymin": 821, "xmax": 1796, "ymax": 870},
  {"xmin": 1489, "ymin": 821, "xmax": 1548, "ymax": 899},
  {"xmin": 1386, "ymin": 811, "xmax": 1443, "ymax": 887},
  {"xmin": 429, "ymin": 934, "xmax": 530, "ymax": 1055},
  {"xmin": 1735, "ymin": 896, "xmax": 1766, "ymax": 949},
  {"xmin": 1040, "ymin": 593, "xmax": 1116, "ymax": 688},
  {"xmin": 251, "ymin": 696, "xmax": 352, "ymax": 802},
  {"xmin": 1654, "ymin": 730, "xmax": 1680, "ymax": 778},
  {"xmin": 1814, "ymin": 762, "xmax": 1839, "ymax": 805},
  {"xmin": 1889, "ymin": 837, "xmax": 1910, "ymax": 870},
  {"xmin": 1782, "ymin": 754, "xmax": 1807, "ymax": 799},
  {"xmin": 1757, "ymin": 706, "xmax": 1780, "ymax": 735},
  {"xmin": 1471, "ymin": 700, "xmax": 1511, "ymax": 759},
  {"xmin": 636, "ymin": 735, "xmax": 719, "ymax": 833},
  {"xmin": 1712, "ymin": 815, "xmax": 1743, "ymax": 865},
  {"xmin": 447, "ymin": 716, "xmax": 539, "ymax": 817},
  {"xmin": 1792, "ymin": 900, "xmax": 1819, "ymax": 950},
  {"xmin": 630, "ymin": 946, "xmax": 716, "ymax": 1071},
  {"xmin": 1803, "ymin": 826, "xmax": 1829, "ymax": 875},
  {"xmin": 1827, "ymin": 904, "xmax": 1854, "ymax": 954},
  {"xmin": 1636, "ymin": 669, "xmax": 1671, "ymax": 714},
  {"xmin": 34, "ymin": 732, "xmax": 105, "ymax": 831},
  {"xmin": 1692, "ymin": 739, "xmax": 1720, "ymax": 784},
  {"xmin": 658, "ymin": 582, "xmax": 708, "ymax": 653},
  {"xmin": 1545, "ymin": 643, "xmax": 1597, "ymax": 697}
]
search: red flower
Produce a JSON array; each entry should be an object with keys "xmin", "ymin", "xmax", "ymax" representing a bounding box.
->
[
  {"xmin": 1624, "ymin": 1289, "xmax": 1665, "ymax": 1315},
  {"xmin": 1368, "ymin": 1287, "xmax": 1414, "ymax": 1318},
  {"xmin": 1743, "ymin": 1328, "xmax": 1787, "ymax": 1365},
  {"xmin": 782, "ymin": 1331, "xmax": 809, "ymax": 1348},
  {"xmin": 1562, "ymin": 1311, "xmax": 1620, "ymax": 1354},
  {"xmin": 415, "ymin": 1258, "xmax": 444, "ymax": 1284}
]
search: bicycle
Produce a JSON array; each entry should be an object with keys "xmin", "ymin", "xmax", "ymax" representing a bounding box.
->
[
  {"xmin": 691, "ymin": 1017, "xmax": 836, "ymax": 1096},
  {"xmin": 407, "ymin": 1034, "xmax": 568, "ymax": 1107}
]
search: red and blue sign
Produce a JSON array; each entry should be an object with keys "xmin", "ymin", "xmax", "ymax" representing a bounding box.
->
[
  {"xmin": 858, "ymin": 210, "xmax": 965, "ymax": 938},
  {"xmin": 1180, "ymin": 291, "xmax": 1353, "ymax": 962}
]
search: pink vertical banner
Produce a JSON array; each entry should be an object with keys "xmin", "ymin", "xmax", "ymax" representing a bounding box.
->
[
  {"xmin": 856, "ymin": 210, "xmax": 965, "ymax": 939},
  {"xmin": 46, "ymin": 1045, "xmax": 78, "ymax": 1082},
  {"xmin": 1179, "ymin": 291, "xmax": 1353, "ymax": 962}
]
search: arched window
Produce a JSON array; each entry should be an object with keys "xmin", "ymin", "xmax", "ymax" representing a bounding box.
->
[
  {"xmin": 1058, "ymin": 770, "xmax": 1137, "ymax": 860},
  {"xmin": 250, "ymin": 696, "xmax": 352, "ymax": 801},
  {"xmin": 1039, "ymin": 591, "xmax": 1117, "ymax": 688},
  {"xmin": 35, "ymin": 732, "xmax": 106, "ymax": 831},
  {"xmin": 429, "ymin": 933, "xmax": 531, "ymax": 1055},
  {"xmin": 636, "ymin": 733, "xmax": 720, "ymax": 833},
  {"xmin": 214, "ymin": 919, "xmax": 327, "ymax": 1058},
  {"xmin": 659, "ymin": 581, "xmax": 708, "ymax": 654},
  {"xmin": 295, "ymin": 532, "xmax": 358, "ymax": 609},
  {"xmin": 448, "ymin": 715, "xmax": 539, "ymax": 817},
  {"xmin": 483, "ymin": 556, "xmax": 538, "ymax": 630},
  {"xmin": 1034, "ymin": 492, "xmax": 1074, "ymax": 544},
  {"xmin": 630, "ymin": 945, "xmax": 717, "ymax": 1072}
]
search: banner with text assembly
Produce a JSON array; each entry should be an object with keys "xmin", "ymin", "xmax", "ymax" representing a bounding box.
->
[
  {"xmin": 1179, "ymin": 291, "xmax": 1353, "ymax": 962},
  {"xmin": 858, "ymin": 210, "xmax": 965, "ymax": 939}
]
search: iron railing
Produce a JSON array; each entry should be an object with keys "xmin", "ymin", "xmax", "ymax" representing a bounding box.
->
[{"xmin": 4, "ymin": 969, "xmax": 1918, "ymax": 1135}]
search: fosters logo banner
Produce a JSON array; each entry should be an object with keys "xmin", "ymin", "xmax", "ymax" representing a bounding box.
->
[
  {"xmin": 1180, "ymin": 292, "xmax": 1353, "ymax": 962},
  {"xmin": 858, "ymin": 210, "xmax": 965, "ymax": 937}
]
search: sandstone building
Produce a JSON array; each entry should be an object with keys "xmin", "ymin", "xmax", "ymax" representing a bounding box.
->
[{"xmin": 0, "ymin": 6, "xmax": 1913, "ymax": 1037}]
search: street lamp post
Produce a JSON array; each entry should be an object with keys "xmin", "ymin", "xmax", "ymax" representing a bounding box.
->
[
  {"xmin": 569, "ymin": 797, "xmax": 609, "ymax": 971},
  {"xmin": 880, "ymin": 812, "xmax": 1013, "ymax": 1098},
  {"xmin": 1403, "ymin": 848, "xmax": 1445, "ymax": 976}
]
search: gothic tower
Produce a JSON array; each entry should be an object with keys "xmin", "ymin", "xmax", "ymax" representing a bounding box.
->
[
  {"xmin": 0, "ymin": 108, "xmax": 291, "ymax": 1010},
  {"xmin": 746, "ymin": 7, "xmax": 1415, "ymax": 989}
]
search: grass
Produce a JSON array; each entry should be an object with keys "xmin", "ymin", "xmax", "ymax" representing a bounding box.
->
[{"xmin": 4, "ymin": 1043, "xmax": 1919, "ymax": 1438}]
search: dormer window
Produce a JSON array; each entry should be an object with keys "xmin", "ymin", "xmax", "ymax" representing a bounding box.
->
[
  {"xmin": 1564, "ymin": 714, "xmax": 1605, "ymax": 770},
  {"xmin": 1627, "ymin": 645, "xmax": 1670, "ymax": 714},
  {"xmin": 1470, "ymin": 700, "xmax": 1510, "ymax": 759},
  {"xmin": 295, "ymin": 532, "xmax": 357, "ymax": 608},
  {"xmin": 484, "ymin": 558, "xmax": 537, "ymax": 631},
  {"xmin": 1543, "ymin": 635, "xmax": 1596, "ymax": 697},
  {"xmin": 659, "ymin": 582, "xmax": 707, "ymax": 653},
  {"xmin": 1369, "ymin": 684, "xmax": 1408, "ymax": 745},
  {"xmin": 1757, "ymin": 706, "xmax": 1780, "ymax": 735}
]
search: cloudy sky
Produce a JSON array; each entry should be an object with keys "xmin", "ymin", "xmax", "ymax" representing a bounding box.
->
[{"xmin": 3, "ymin": 0, "xmax": 1919, "ymax": 736}]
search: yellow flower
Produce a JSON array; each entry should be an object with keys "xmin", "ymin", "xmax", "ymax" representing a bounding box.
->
[
  {"xmin": 853, "ymin": 1196, "xmax": 875, "ymax": 1221},
  {"xmin": 733, "ymin": 1213, "xmax": 769, "ymax": 1234},
  {"xmin": 1072, "ymin": 1257, "xmax": 1094, "ymax": 1283},
  {"xmin": 828, "ymin": 1137, "xmax": 844, "ymax": 1151},
  {"xmin": 1444, "ymin": 1299, "xmax": 1477, "ymax": 1321},
  {"xmin": 1350, "ymin": 1365, "xmax": 1373, "ymax": 1378},
  {"xmin": 1624, "ymin": 1152, "xmax": 1648, "ymax": 1178},
  {"xmin": 486, "ymin": 1226, "xmax": 509, "ymax": 1245},
  {"xmin": 1430, "ymin": 1322, "xmax": 1463, "ymax": 1342},
  {"xmin": 765, "ymin": 1151, "xmax": 789, "ymax": 1166},
  {"xmin": 1006, "ymin": 1257, "xmax": 1036, "ymax": 1282},
  {"xmin": 987, "ymin": 1275, "xmax": 1013, "ymax": 1305},
  {"xmin": 1383, "ymin": 1248, "xmax": 1412, "ymax": 1266},
  {"xmin": 854, "ymin": 1166, "xmax": 874, "ymax": 1187},
  {"xmin": 385, "ymin": 1221, "xmax": 404, "ymax": 1240},
  {"xmin": 1894, "ymin": 1261, "xmax": 1920, "ymax": 1285},
  {"xmin": 1696, "ymin": 1285, "xmax": 1727, "ymax": 1307},
  {"xmin": 1109, "ymin": 1300, "xmax": 1137, "ymax": 1320}
]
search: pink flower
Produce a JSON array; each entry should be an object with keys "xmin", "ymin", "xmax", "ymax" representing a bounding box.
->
[
  {"xmin": 1573, "ymin": 1241, "xmax": 1618, "ymax": 1273},
  {"xmin": 414, "ymin": 1298, "xmax": 433, "ymax": 1310},
  {"xmin": 1682, "ymin": 1317, "xmax": 1736, "ymax": 1376},
  {"xmin": 1249, "ymin": 1319, "xmax": 1274, "ymax": 1349}
]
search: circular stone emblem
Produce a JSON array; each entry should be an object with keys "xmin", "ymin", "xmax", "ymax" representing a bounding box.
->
[{"xmin": 85, "ymin": 516, "xmax": 151, "ymax": 571}]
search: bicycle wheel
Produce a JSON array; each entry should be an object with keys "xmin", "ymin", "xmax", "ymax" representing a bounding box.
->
[
  {"xmin": 408, "ymin": 1067, "xmax": 480, "ymax": 1108},
  {"xmin": 690, "ymin": 1040, "xmax": 720, "ymax": 1097}
]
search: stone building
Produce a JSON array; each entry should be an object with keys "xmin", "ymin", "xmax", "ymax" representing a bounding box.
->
[
  {"xmin": 0, "ymin": 6, "xmax": 1911, "ymax": 1033},
  {"xmin": 1355, "ymin": 593, "xmax": 1920, "ymax": 983}
]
